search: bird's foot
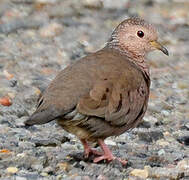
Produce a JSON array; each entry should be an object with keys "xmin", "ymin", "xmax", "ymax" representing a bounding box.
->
[
  {"xmin": 84, "ymin": 148, "xmax": 103, "ymax": 158},
  {"xmin": 93, "ymin": 139, "xmax": 127, "ymax": 166},
  {"xmin": 80, "ymin": 139, "xmax": 103, "ymax": 158},
  {"xmin": 93, "ymin": 155, "xmax": 127, "ymax": 165}
]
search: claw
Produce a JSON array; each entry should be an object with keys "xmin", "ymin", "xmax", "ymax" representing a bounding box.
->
[
  {"xmin": 80, "ymin": 139, "xmax": 127, "ymax": 165},
  {"xmin": 80, "ymin": 139, "xmax": 103, "ymax": 158},
  {"xmin": 94, "ymin": 139, "xmax": 127, "ymax": 165}
]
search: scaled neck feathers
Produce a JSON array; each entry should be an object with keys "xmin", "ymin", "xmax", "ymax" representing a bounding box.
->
[{"xmin": 106, "ymin": 43, "xmax": 150, "ymax": 78}]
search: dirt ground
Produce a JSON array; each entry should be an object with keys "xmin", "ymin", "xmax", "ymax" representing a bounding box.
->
[{"xmin": 0, "ymin": 0, "xmax": 188, "ymax": 179}]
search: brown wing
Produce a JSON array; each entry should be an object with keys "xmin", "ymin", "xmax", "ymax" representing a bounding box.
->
[{"xmin": 77, "ymin": 70, "xmax": 149, "ymax": 128}]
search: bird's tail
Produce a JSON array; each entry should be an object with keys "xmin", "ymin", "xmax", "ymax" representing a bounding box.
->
[{"xmin": 24, "ymin": 106, "xmax": 60, "ymax": 126}]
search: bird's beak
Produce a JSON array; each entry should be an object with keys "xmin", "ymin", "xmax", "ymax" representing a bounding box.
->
[{"xmin": 150, "ymin": 41, "xmax": 169, "ymax": 56}]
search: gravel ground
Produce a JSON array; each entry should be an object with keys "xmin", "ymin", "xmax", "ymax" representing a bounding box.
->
[{"xmin": 0, "ymin": 0, "xmax": 189, "ymax": 179}]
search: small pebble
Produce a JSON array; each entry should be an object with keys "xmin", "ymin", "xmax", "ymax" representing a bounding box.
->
[
  {"xmin": 39, "ymin": 22, "xmax": 63, "ymax": 38},
  {"xmin": 15, "ymin": 176, "xmax": 27, "ymax": 180},
  {"xmin": 130, "ymin": 168, "xmax": 149, "ymax": 178},
  {"xmin": 158, "ymin": 149, "xmax": 165, "ymax": 156},
  {"xmin": 6, "ymin": 167, "xmax": 18, "ymax": 174},
  {"xmin": 176, "ymin": 159, "xmax": 189, "ymax": 173},
  {"xmin": 156, "ymin": 139, "xmax": 170, "ymax": 146},
  {"xmin": 105, "ymin": 139, "xmax": 116, "ymax": 146},
  {"xmin": 40, "ymin": 172, "xmax": 49, "ymax": 177}
]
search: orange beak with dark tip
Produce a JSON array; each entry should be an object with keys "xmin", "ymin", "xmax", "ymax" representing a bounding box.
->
[{"xmin": 150, "ymin": 41, "xmax": 169, "ymax": 56}]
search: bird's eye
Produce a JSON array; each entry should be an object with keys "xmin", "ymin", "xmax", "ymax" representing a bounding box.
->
[{"xmin": 137, "ymin": 30, "xmax": 144, "ymax": 38}]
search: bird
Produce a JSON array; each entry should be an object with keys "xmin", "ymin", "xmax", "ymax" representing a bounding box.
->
[{"xmin": 25, "ymin": 17, "xmax": 169, "ymax": 165}]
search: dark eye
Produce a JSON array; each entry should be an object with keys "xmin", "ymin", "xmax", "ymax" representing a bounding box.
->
[{"xmin": 137, "ymin": 30, "xmax": 144, "ymax": 38}]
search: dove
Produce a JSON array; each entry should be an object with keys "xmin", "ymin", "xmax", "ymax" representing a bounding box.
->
[{"xmin": 25, "ymin": 17, "xmax": 168, "ymax": 165}]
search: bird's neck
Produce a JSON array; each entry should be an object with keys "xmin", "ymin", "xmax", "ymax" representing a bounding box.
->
[{"xmin": 105, "ymin": 44, "xmax": 150, "ymax": 77}]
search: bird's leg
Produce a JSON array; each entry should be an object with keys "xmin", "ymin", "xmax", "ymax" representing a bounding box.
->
[
  {"xmin": 80, "ymin": 139, "xmax": 103, "ymax": 158},
  {"xmin": 93, "ymin": 139, "xmax": 127, "ymax": 165}
]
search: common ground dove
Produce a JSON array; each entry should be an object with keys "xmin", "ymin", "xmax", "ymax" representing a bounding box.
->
[{"xmin": 25, "ymin": 17, "xmax": 169, "ymax": 165}]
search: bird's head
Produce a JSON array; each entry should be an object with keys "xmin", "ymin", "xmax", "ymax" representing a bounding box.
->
[{"xmin": 108, "ymin": 17, "xmax": 169, "ymax": 58}]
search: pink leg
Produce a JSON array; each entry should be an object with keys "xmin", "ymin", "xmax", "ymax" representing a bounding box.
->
[
  {"xmin": 93, "ymin": 139, "xmax": 127, "ymax": 165},
  {"xmin": 80, "ymin": 139, "xmax": 103, "ymax": 158}
]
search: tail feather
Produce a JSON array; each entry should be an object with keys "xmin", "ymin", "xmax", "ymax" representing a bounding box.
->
[{"xmin": 24, "ymin": 106, "xmax": 61, "ymax": 126}]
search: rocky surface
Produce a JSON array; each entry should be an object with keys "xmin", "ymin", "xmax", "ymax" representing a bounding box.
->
[{"xmin": 0, "ymin": 0, "xmax": 188, "ymax": 179}]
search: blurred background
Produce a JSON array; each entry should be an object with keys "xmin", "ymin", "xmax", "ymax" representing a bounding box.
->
[
  {"xmin": 0, "ymin": 0, "xmax": 188, "ymax": 83},
  {"xmin": 0, "ymin": 0, "xmax": 188, "ymax": 179}
]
